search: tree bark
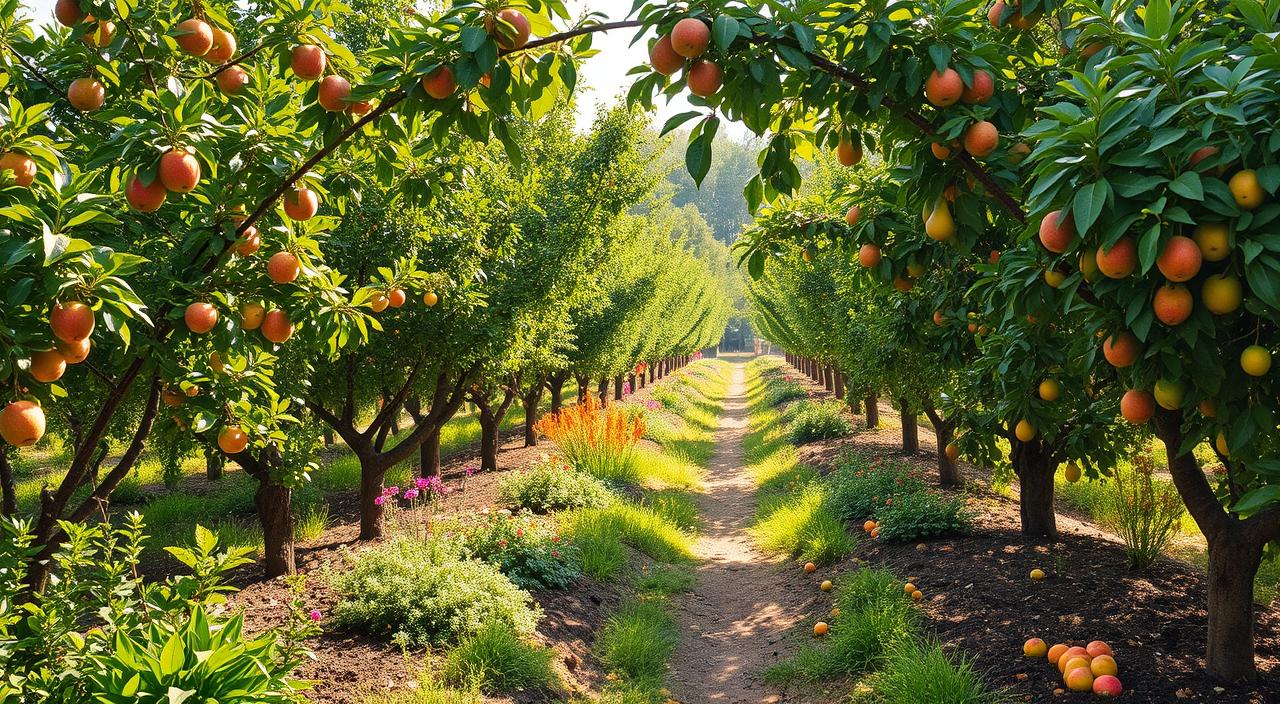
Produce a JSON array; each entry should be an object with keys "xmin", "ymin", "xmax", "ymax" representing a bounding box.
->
[
  {"xmin": 598, "ymin": 378, "xmax": 609, "ymax": 404},
  {"xmin": 576, "ymin": 375, "xmax": 589, "ymax": 404},
  {"xmin": 614, "ymin": 374, "xmax": 624, "ymax": 401},
  {"xmin": 0, "ymin": 452, "xmax": 15, "ymax": 517},
  {"xmin": 834, "ymin": 371, "xmax": 845, "ymax": 400},
  {"xmin": 898, "ymin": 398, "xmax": 918, "ymax": 455},
  {"xmin": 824, "ymin": 366, "xmax": 834, "ymax": 391},
  {"xmin": 358, "ymin": 460, "xmax": 387, "ymax": 540},
  {"xmin": 255, "ymin": 476, "xmax": 295, "ymax": 578},
  {"xmin": 522, "ymin": 386, "xmax": 543, "ymax": 447},
  {"xmin": 922, "ymin": 403, "xmax": 961, "ymax": 488},
  {"xmin": 420, "ymin": 428, "xmax": 441, "ymax": 478},
  {"xmin": 479, "ymin": 407, "xmax": 500, "ymax": 473},
  {"xmin": 865, "ymin": 392, "xmax": 879, "ymax": 428},
  {"xmin": 204, "ymin": 446, "xmax": 224, "ymax": 481},
  {"xmin": 547, "ymin": 371, "xmax": 568, "ymax": 413},
  {"xmin": 1011, "ymin": 437, "xmax": 1057, "ymax": 538},
  {"xmin": 322, "ymin": 428, "xmax": 335, "ymax": 447}
]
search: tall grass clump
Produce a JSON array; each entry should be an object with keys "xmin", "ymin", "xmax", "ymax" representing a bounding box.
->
[
  {"xmin": 1108, "ymin": 451, "xmax": 1183, "ymax": 569},
  {"xmin": 562, "ymin": 502, "xmax": 693, "ymax": 566},
  {"xmin": 596, "ymin": 599, "xmax": 679, "ymax": 689},
  {"xmin": 858, "ymin": 640, "xmax": 1008, "ymax": 704},
  {"xmin": 442, "ymin": 624, "xmax": 559, "ymax": 694},
  {"xmin": 535, "ymin": 397, "xmax": 645, "ymax": 482},
  {"xmin": 753, "ymin": 483, "xmax": 855, "ymax": 565}
]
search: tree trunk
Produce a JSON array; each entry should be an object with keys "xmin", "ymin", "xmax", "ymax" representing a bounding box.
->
[
  {"xmin": 824, "ymin": 366, "xmax": 834, "ymax": 391},
  {"xmin": 834, "ymin": 371, "xmax": 844, "ymax": 400},
  {"xmin": 420, "ymin": 427, "xmax": 441, "ymax": 477},
  {"xmin": 648, "ymin": 365, "xmax": 655, "ymax": 383},
  {"xmin": 479, "ymin": 407, "xmax": 500, "ymax": 473},
  {"xmin": 1012, "ymin": 437, "xmax": 1057, "ymax": 538},
  {"xmin": 576, "ymin": 375, "xmax": 589, "ymax": 404},
  {"xmin": 865, "ymin": 393, "xmax": 879, "ymax": 428},
  {"xmin": 358, "ymin": 462, "xmax": 387, "ymax": 540},
  {"xmin": 0, "ymin": 452, "xmax": 15, "ymax": 517},
  {"xmin": 922, "ymin": 404, "xmax": 961, "ymax": 488},
  {"xmin": 629, "ymin": 373, "xmax": 637, "ymax": 393},
  {"xmin": 323, "ymin": 429, "xmax": 335, "ymax": 447},
  {"xmin": 548, "ymin": 375, "xmax": 565, "ymax": 414},
  {"xmin": 204, "ymin": 446, "xmax": 224, "ymax": 481},
  {"xmin": 898, "ymin": 398, "xmax": 918, "ymax": 455},
  {"xmin": 638, "ymin": 371, "xmax": 645, "ymax": 388},
  {"xmin": 614, "ymin": 374, "xmax": 624, "ymax": 401},
  {"xmin": 256, "ymin": 477, "xmax": 296, "ymax": 578},
  {"xmin": 598, "ymin": 378, "xmax": 609, "ymax": 404},
  {"xmin": 523, "ymin": 387, "xmax": 543, "ymax": 447}
]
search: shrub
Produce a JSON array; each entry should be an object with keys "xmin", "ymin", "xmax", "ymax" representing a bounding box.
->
[
  {"xmin": 329, "ymin": 539, "xmax": 540, "ymax": 647},
  {"xmin": 497, "ymin": 457, "xmax": 616, "ymax": 513},
  {"xmin": 576, "ymin": 533, "xmax": 629, "ymax": 580},
  {"xmin": 442, "ymin": 623, "xmax": 558, "ymax": 694},
  {"xmin": 763, "ymin": 382, "xmax": 806, "ymax": 408},
  {"xmin": 827, "ymin": 456, "xmax": 926, "ymax": 523},
  {"xmin": 535, "ymin": 398, "xmax": 645, "ymax": 482},
  {"xmin": 454, "ymin": 511, "xmax": 582, "ymax": 590},
  {"xmin": 1108, "ymin": 452, "xmax": 1183, "ymax": 570},
  {"xmin": 788, "ymin": 401, "xmax": 853, "ymax": 444},
  {"xmin": 874, "ymin": 488, "xmax": 970, "ymax": 543},
  {"xmin": 864, "ymin": 640, "xmax": 1008, "ymax": 704}
]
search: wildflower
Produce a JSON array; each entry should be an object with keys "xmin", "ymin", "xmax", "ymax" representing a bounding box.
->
[
  {"xmin": 404, "ymin": 489, "xmax": 419, "ymax": 500},
  {"xmin": 516, "ymin": 528, "xmax": 524, "ymax": 538},
  {"xmin": 498, "ymin": 539, "xmax": 507, "ymax": 548},
  {"xmin": 374, "ymin": 496, "xmax": 385, "ymax": 506},
  {"xmin": 480, "ymin": 506, "xmax": 490, "ymax": 515},
  {"xmin": 552, "ymin": 550, "xmax": 559, "ymax": 558},
  {"xmin": 464, "ymin": 466, "xmax": 475, "ymax": 477},
  {"xmin": 309, "ymin": 609, "xmax": 322, "ymax": 621},
  {"xmin": 415, "ymin": 477, "xmax": 430, "ymax": 490},
  {"xmin": 384, "ymin": 486, "xmax": 400, "ymax": 497}
]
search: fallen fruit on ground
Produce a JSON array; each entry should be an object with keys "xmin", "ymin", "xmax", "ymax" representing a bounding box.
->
[
  {"xmin": 1047, "ymin": 643, "xmax": 1068, "ymax": 664},
  {"xmin": 1090, "ymin": 654, "xmax": 1118, "ymax": 676},
  {"xmin": 1064, "ymin": 666, "xmax": 1094, "ymax": 692},
  {"xmin": 1024, "ymin": 638, "xmax": 1048, "ymax": 658},
  {"xmin": 813, "ymin": 621, "xmax": 828, "ymax": 636},
  {"xmin": 1092, "ymin": 675, "xmax": 1123, "ymax": 697},
  {"xmin": 819, "ymin": 580, "xmax": 832, "ymax": 592},
  {"xmin": 803, "ymin": 562, "xmax": 816, "ymax": 573},
  {"xmin": 1029, "ymin": 568, "xmax": 1045, "ymax": 581}
]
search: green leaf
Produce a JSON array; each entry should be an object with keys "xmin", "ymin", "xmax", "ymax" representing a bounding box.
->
[
  {"xmin": 160, "ymin": 632, "xmax": 185, "ymax": 675},
  {"xmin": 1232, "ymin": 485, "xmax": 1280, "ymax": 515},
  {"xmin": 712, "ymin": 15, "xmax": 739, "ymax": 53},
  {"xmin": 1071, "ymin": 180, "xmax": 1109, "ymax": 235},
  {"xmin": 928, "ymin": 44, "xmax": 951, "ymax": 74},
  {"xmin": 748, "ymin": 250, "xmax": 765, "ymax": 279},
  {"xmin": 1169, "ymin": 172, "xmax": 1204, "ymax": 200},
  {"xmin": 659, "ymin": 111, "xmax": 702, "ymax": 137},
  {"xmin": 1144, "ymin": 0, "xmax": 1172, "ymax": 37},
  {"xmin": 685, "ymin": 117, "xmax": 719, "ymax": 187}
]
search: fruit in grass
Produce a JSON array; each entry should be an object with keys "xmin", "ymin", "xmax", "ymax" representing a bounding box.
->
[
  {"xmin": 29, "ymin": 350, "xmax": 67, "ymax": 383},
  {"xmin": 1096, "ymin": 237, "xmax": 1137, "ymax": 278},
  {"xmin": 1192, "ymin": 223, "xmax": 1231, "ymax": 261},
  {"xmin": 284, "ymin": 187, "xmax": 319, "ymax": 220},
  {"xmin": 261, "ymin": 309, "xmax": 294, "ymax": 343},
  {"xmin": 1202, "ymin": 274, "xmax": 1242, "ymax": 315},
  {"xmin": 963, "ymin": 120, "xmax": 999, "ymax": 157},
  {"xmin": 184, "ymin": 302, "xmax": 219, "ymax": 334},
  {"xmin": 1153, "ymin": 284, "xmax": 1192, "ymax": 326},
  {"xmin": 291, "ymin": 44, "xmax": 326, "ymax": 80},
  {"xmin": 0, "ymin": 152, "xmax": 37, "ymax": 187},
  {"xmin": 819, "ymin": 580, "xmax": 833, "ymax": 592},
  {"xmin": 55, "ymin": 0, "xmax": 84, "ymax": 27},
  {"xmin": 911, "ymin": 590, "xmax": 923, "ymax": 601},
  {"xmin": 1241, "ymin": 345, "xmax": 1271, "ymax": 376},
  {"xmin": 51, "ymin": 301, "xmax": 94, "ymax": 343},
  {"xmin": 813, "ymin": 621, "xmax": 829, "ymax": 636},
  {"xmin": 924, "ymin": 68, "xmax": 963, "ymax": 106},
  {"xmin": 649, "ymin": 35, "xmax": 684, "ymax": 75},
  {"xmin": 1090, "ymin": 654, "xmax": 1118, "ymax": 676},
  {"xmin": 961, "ymin": 70, "xmax": 994, "ymax": 103},
  {"xmin": 1121, "ymin": 389, "xmax": 1155, "ymax": 424},
  {"xmin": 67, "ymin": 77, "xmax": 105, "ymax": 111},
  {"xmin": 159, "ymin": 149, "xmax": 201, "ymax": 193},
  {"xmin": 1023, "ymin": 638, "xmax": 1048, "ymax": 658},
  {"xmin": 1015, "ymin": 419, "xmax": 1036, "ymax": 442},
  {"xmin": 670, "ymin": 18, "xmax": 710, "ymax": 58},
  {"xmin": 1038, "ymin": 211, "xmax": 1075, "ymax": 253},
  {"xmin": 904, "ymin": 582, "xmax": 917, "ymax": 594},
  {"xmin": 1228, "ymin": 169, "xmax": 1265, "ymax": 210},
  {"xmin": 57, "ymin": 338, "xmax": 90, "ymax": 364},
  {"xmin": 268, "ymin": 251, "xmax": 301, "ymax": 284},
  {"xmin": 858, "ymin": 244, "xmax": 881, "ymax": 268},
  {"xmin": 687, "ymin": 60, "xmax": 722, "ymax": 98},
  {"xmin": 837, "ymin": 139, "xmax": 862, "ymax": 166},
  {"xmin": 217, "ymin": 426, "xmax": 248, "ymax": 454},
  {"xmin": 422, "ymin": 66, "xmax": 456, "ymax": 99},
  {"xmin": 1, "ymin": 401, "xmax": 46, "ymax": 447},
  {"xmin": 206, "ymin": 27, "xmax": 236, "ymax": 63},
  {"xmin": 174, "ymin": 18, "xmax": 213, "ymax": 56},
  {"xmin": 317, "ymin": 75, "xmax": 351, "ymax": 111},
  {"xmin": 803, "ymin": 562, "xmax": 816, "ymax": 573},
  {"xmin": 487, "ymin": 8, "xmax": 531, "ymax": 50},
  {"xmin": 216, "ymin": 65, "xmax": 249, "ymax": 94},
  {"xmin": 1102, "ymin": 332, "xmax": 1142, "ymax": 367},
  {"xmin": 1092, "ymin": 675, "xmax": 1123, "ymax": 696},
  {"xmin": 863, "ymin": 519, "xmax": 877, "ymax": 532},
  {"xmin": 1156, "ymin": 236, "xmax": 1202, "ymax": 282}
]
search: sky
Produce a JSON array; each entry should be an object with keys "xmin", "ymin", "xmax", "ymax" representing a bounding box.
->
[{"xmin": 20, "ymin": 0, "xmax": 747, "ymax": 138}]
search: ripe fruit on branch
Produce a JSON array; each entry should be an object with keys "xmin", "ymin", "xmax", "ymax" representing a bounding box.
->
[
  {"xmin": 268, "ymin": 251, "xmax": 301, "ymax": 284},
  {"xmin": 0, "ymin": 400, "xmax": 46, "ymax": 447},
  {"xmin": 1009, "ymin": 142, "xmax": 1031, "ymax": 164},
  {"xmin": 185, "ymin": 302, "xmax": 219, "ymax": 334},
  {"xmin": 81, "ymin": 18, "xmax": 114, "ymax": 47},
  {"xmin": 55, "ymin": 0, "xmax": 84, "ymax": 27},
  {"xmin": 1096, "ymin": 237, "xmax": 1137, "ymax": 279},
  {"xmin": 422, "ymin": 66, "xmax": 457, "ymax": 99},
  {"xmin": 217, "ymin": 425, "xmax": 249, "ymax": 454},
  {"xmin": 961, "ymin": 70, "xmax": 994, "ymax": 104},
  {"xmin": 858, "ymin": 244, "xmax": 881, "ymax": 268},
  {"xmin": 174, "ymin": 18, "xmax": 213, "ymax": 56},
  {"xmin": 845, "ymin": 206, "xmax": 861, "ymax": 226},
  {"xmin": 0, "ymin": 152, "xmax": 36, "ymax": 187},
  {"xmin": 291, "ymin": 45, "xmax": 327, "ymax": 80},
  {"xmin": 30, "ymin": 350, "xmax": 67, "ymax": 383},
  {"xmin": 125, "ymin": 175, "xmax": 167, "ymax": 211},
  {"xmin": 1063, "ymin": 463, "xmax": 1082, "ymax": 482},
  {"xmin": 487, "ymin": 8, "xmax": 531, "ymax": 50},
  {"xmin": 933, "ymin": 310, "xmax": 945, "ymax": 326},
  {"xmin": 649, "ymin": 35, "xmax": 685, "ymax": 75},
  {"xmin": 1102, "ymin": 332, "xmax": 1141, "ymax": 367},
  {"xmin": 1038, "ymin": 379, "xmax": 1061, "ymax": 401},
  {"xmin": 1153, "ymin": 379, "xmax": 1184, "ymax": 410},
  {"xmin": 1044, "ymin": 269, "xmax": 1065, "ymax": 288},
  {"xmin": 1241, "ymin": 345, "xmax": 1271, "ymax": 377},
  {"xmin": 925, "ymin": 200, "xmax": 955, "ymax": 241},
  {"xmin": 1153, "ymin": 284, "xmax": 1192, "ymax": 326},
  {"xmin": 369, "ymin": 291, "xmax": 390, "ymax": 312},
  {"xmin": 930, "ymin": 141, "xmax": 956, "ymax": 160},
  {"xmin": 670, "ymin": 18, "xmax": 711, "ymax": 58},
  {"xmin": 67, "ymin": 77, "xmax": 105, "ymax": 111},
  {"xmin": 388, "ymin": 288, "xmax": 406, "ymax": 308},
  {"xmin": 206, "ymin": 27, "xmax": 236, "ymax": 63},
  {"xmin": 837, "ymin": 139, "xmax": 862, "ymax": 166},
  {"xmin": 987, "ymin": 1, "xmax": 1006, "ymax": 27},
  {"xmin": 1228, "ymin": 169, "xmax": 1265, "ymax": 210},
  {"xmin": 217, "ymin": 66, "xmax": 250, "ymax": 95},
  {"xmin": 57, "ymin": 338, "xmax": 90, "ymax": 364},
  {"xmin": 944, "ymin": 442, "xmax": 959, "ymax": 461},
  {"xmin": 51, "ymin": 301, "xmax": 94, "ymax": 343},
  {"xmin": 317, "ymin": 75, "xmax": 352, "ymax": 111},
  {"xmin": 283, "ymin": 187, "xmax": 319, "ymax": 220},
  {"xmin": 963, "ymin": 121, "xmax": 998, "ymax": 157},
  {"xmin": 1188, "ymin": 146, "xmax": 1219, "ymax": 169},
  {"xmin": 240, "ymin": 301, "xmax": 265, "ymax": 330},
  {"xmin": 1156, "ymin": 235, "xmax": 1202, "ymax": 282},
  {"xmin": 423, "ymin": 290, "xmax": 439, "ymax": 306},
  {"xmin": 924, "ymin": 68, "xmax": 963, "ymax": 107},
  {"xmin": 1192, "ymin": 223, "xmax": 1231, "ymax": 261},
  {"xmin": 1037, "ymin": 210, "xmax": 1075, "ymax": 253},
  {"xmin": 234, "ymin": 229, "xmax": 261, "ymax": 256},
  {"xmin": 261, "ymin": 309, "xmax": 294, "ymax": 343},
  {"xmin": 1202, "ymin": 273, "xmax": 1241, "ymax": 315},
  {"xmin": 1010, "ymin": 9, "xmax": 1041, "ymax": 30},
  {"xmin": 687, "ymin": 60, "xmax": 722, "ymax": 98},
  {"xmin": 1014, "ymin": 419, "xmax": 1036, "ymax": 442},
  {"xmin": 159, "ymin": 149, "xmax": 201, "ymax": 193}
]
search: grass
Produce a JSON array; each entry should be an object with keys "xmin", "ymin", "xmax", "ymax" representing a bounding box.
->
[
  {"xmin": 596, "ymin": 598, "xmax": 680, "ymax": 693},
  {"xmin": 442, "ymin": 624, "xmax": 559, "ymax": 694},
  {"xmin": 633, "ymin": 564, "xmax": 695, "ymax": 595},
  {"xmin": 641, "ymin": 489, "xmax": 701, "ymax": 532},
  {"xmin": 856, "ymin": 640, "xmax": 1008, "ymax": 704},
  {"xmin": 631, "ymin": 446, "xmax": 703, "ymax": 491},
  {"xmin": 562, "ymin": 502, "xmax": 695, "ymax": 567}
]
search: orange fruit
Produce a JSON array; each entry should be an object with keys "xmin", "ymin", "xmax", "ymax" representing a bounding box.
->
[
  {"xmin": 1023, "ymin": 638, "xmax": 1048, "ymax": 658},
  {"xmin": 813, "ymin": 621, "xmax": 829, "ymax": 636},
  {"xmin": 819, "ymin": 580, "xmax": 832, "ymax": 592},
  {"xmin": 803, "ymin": 562, "xmax": 816, "ymax": 573}
]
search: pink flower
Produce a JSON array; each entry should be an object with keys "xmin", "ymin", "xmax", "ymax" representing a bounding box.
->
[
  {"xmin": 404, "ymin": 489, "xmax": 419, "ymax": 500},
  {"xmin": 374, "ymin": 496, "xmax": 385, "ymax": 506},
  {"xmin": 415, "ymin": 477, "xmax": 430, "ymax": 490},
  {"xmin": 516, "ymin": 528, "xmax": 524, "ymax": 538},
  {"xmin": 552, "ymin": 550, "xmax": 559, "ymax": 558},
  {"xmin": 384, "ymin": 486, "xmax": 400, "ymax": 497},
  {"xmin": 309, "ymin": 609, "xmax": 322, "ymax": 621}
]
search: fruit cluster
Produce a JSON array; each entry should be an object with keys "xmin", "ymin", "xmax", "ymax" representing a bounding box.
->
[{"xmin": 1023, "ymin": 637, "xmax": 1124, "ymax": 697}]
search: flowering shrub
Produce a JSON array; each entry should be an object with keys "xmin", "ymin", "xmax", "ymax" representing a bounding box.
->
[
  {"xmin": 873, "ymin": 489, "xmax": 971, "ymax": 543},
  {"xmin": 329, "ymin": 538, "xmax": 540, "ymax": 647},
  {"xmin": 788, "ymin": 401, "xmax": 853, "ymax": 444},
  {"xmin": 827, "ymin": 456, "xmax": 927, "ymax": 523},
  {"xmin": 498, "ymin": 456, "xmax": 616, "ymax": 513},
  {"xmin": 452, "ymin": 510, "xmax": 582, "ymax": 590},
  {"xmin": 535, "ymin": 397, "xmax": 645, "ymax": 482},
  {"xmin": 1108, "ymin": 451, "xmax": 1184, "ymax": 570}
]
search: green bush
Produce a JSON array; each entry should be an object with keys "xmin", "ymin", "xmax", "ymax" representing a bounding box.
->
[
  {"xmin": 497, "ymin": 457, "xmax": 616, "ymax": 513},
  {"xmin": 763, "ymin": 382, "xmax": 806, "ymax": 408},
  {"xmin": 329, "ymin": 539, "xmax": 540, "ymax": 647},
  {"xmin": 442, "ymin": 623, "xmax": 558, "ymax": 694},
  {"xmin": 454, "ymin": 510, "xmax": 582, "ymax": 590},
  {"xmin": 874, "ymin": 488, "xmax": 970, "ymax": 543},
  {"xmin": 1108, "ymin": 455, "xmax": 1184, "ymax": 570},
  {"xmin": 753, "ymin": 484, "xmax": 856, "ymax": 565},
  {"xmin": 788, "ymin": 401, "xmax": 853, "ymax": 444},
  {"xmin": 827, "ymin": 455, "xmax": 927, "ymax": 523}
]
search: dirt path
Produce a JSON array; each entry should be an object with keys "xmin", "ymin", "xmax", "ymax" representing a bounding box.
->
[{"xmin": 669, "ymin": 362, "xmax": 808, "ymax": 704}]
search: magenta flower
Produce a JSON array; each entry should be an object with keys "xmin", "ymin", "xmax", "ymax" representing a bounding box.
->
[
  {"xmin": 374, "ymin": 496, "xmax": 385, "ymax": 506},
  {"xmin": 464, "ymin": 465, "xmax": 476, "ymax": 477},
  {"xmin": 383, "ymin": 486, "xmax": 400, "ymax": 497},
  {"xmin": 552, "ymin": 550, "xmax": 559, "ymax": 558},
  {"xmin": 404, "ymin": 488, "xmax": 419, "ymax": 500},
  {"xmin": 623, "ymin": 382, "xmax": 632, "ymax": 394},
  {"xmin": 646, "ymin": 400, "xmax": 660, "ymax": 410},
  {"xmin": 308, "ymin": 609, "xmax": 322, "ymax": 621},
  {"xmin": 415, "ymin": 477, "xmax": 430, "ymax": 490}
]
